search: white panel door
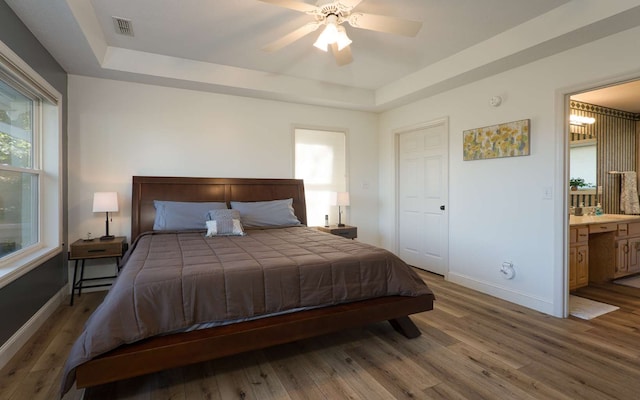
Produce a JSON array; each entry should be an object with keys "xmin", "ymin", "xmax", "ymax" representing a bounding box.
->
[{"xmin": 398, "ymin": 120, "xmax": 449, "ymax": 275}]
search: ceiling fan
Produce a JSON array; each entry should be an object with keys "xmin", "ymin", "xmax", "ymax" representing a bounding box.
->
[{"xmin": 259, "ymin": 0, "xmax": 422, "ymax": 66}]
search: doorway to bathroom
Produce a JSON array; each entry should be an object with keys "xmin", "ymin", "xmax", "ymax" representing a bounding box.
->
[{"xmin": 566, "ymin": 78, "xmax": 640, "ymax": 315}]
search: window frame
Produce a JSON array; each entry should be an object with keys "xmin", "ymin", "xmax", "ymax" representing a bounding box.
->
[{"xmin": 0, "ymin": 39, "xmax": 62, "ymax": 289}]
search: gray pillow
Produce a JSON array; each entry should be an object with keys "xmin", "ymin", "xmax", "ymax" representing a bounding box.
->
[
  {"xmin": 153, "ymin": 200, "xmax": 228, "ymax": 230},
  {"xmin": 230, "ymin": 198, "xmax": 301, "ymax": 227},
  {"xmin": 206, "ymin": 209, "xmax": 241, "ymax": 221}
]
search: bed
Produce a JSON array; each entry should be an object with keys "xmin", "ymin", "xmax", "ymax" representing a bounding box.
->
[{"xmin": 61, "ymin": 176, "xmax": 435, "ymax": 395}]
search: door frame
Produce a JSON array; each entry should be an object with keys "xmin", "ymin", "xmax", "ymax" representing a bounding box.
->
[
  {"xmin": 394, "ymin": 117, "xmax": 450, "ymax": 278},
  {"xmin": 558, "ymin": 72, "xmax": 640, "ymax": 318}
]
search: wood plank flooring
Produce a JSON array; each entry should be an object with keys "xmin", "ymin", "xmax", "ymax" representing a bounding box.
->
[{"xmin": 2, "ymin": 271, "xmax": 640, "ymax": 400}]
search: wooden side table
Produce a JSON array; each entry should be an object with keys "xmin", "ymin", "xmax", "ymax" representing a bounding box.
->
[
  {"xmin": 69, "ymin": 236, "xmax": 127, "ymax": 305},
  {"xmin": 316, "ymin": 225, "xmax": 357, "ymax": 240}
]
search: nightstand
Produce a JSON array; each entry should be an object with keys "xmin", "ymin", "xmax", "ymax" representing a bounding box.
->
[
  {"xmin": 69, "ymin": 236, "xmax": 127, "ymax": 305},
  {"xmin": 316, "ymin": 225, "xmax": 357, "ymax": 240}
]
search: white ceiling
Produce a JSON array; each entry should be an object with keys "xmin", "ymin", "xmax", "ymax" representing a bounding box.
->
[{"xmin": 6, "ymin": 0, "xmax": 640, "ymax": 111}]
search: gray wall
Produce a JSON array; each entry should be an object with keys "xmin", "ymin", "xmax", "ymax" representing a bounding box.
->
[{"xmin": 0, "ymin": 0, "xmax": 68, "ymax": 346}]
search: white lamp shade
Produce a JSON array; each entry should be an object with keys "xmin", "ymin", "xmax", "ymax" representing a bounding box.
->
[
  {"xmin": 313, "ymin": 23, "xmax": 339, "ymax": 52},
  {"xmin": 335, "ymin": 26, "xmax": 352, "ymax": 51},
  {"xmin": 93, "ymin": 192, "xmax": 119, "ymax": 213},
  {"xmin": 332, "ymin": 191, "xmax": 350, "ymax": 206}
]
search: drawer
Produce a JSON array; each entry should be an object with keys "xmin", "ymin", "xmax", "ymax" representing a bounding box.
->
[
  {"xmin": 570, "ymin": 227, "xmax": 589, "ymax": 243},
  {"xmin": 331, "ymin": 228, "xmax": 357, "ymax": 239},
  {"xmin": 589, "ymin": 223, "xmax": 617, "ymax": 234},
  {"xmin": 618, "ymin": 223, "xmax": 628, "ymax": 236},
  {"xmin": 316, "ymin": 226, "xmax": 357, "ymax": 239},
  {"xmin": 576, "ymin": 227, "xmax": 589, "ymax": 243},
  {"xmin": 70, "ymin": 240, "xmax": 123, "ymax": 259}
]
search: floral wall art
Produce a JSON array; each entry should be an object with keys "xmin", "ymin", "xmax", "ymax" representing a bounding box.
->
[{"xmin": 463, "ymin": 119, "xmax": 530, "ymax": 161}]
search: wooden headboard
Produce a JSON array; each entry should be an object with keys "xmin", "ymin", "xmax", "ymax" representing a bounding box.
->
[{"xmin": 131, "ymin": 176, "xmax": 307, "ymax": 240}]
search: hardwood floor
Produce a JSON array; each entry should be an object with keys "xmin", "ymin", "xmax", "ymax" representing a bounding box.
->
[{"xmin": 2, "ymin": 271, "xmax": 640, "ymax": 400}]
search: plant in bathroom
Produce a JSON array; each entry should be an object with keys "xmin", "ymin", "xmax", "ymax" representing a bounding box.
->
[{"xmin": 569, "ymin": 177, "xmax": 590, "ymax": 190}]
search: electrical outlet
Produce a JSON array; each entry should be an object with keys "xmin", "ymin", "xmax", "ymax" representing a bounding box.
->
[{"xmin": 501, "ymin": 262, "xmax": 515, "ymax": 280}]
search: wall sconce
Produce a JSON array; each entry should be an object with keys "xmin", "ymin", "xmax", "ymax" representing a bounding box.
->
[
  {"xmin": 93, "ymin": 192, "xmax": 118, "ymax": 240},
  {"xmin": 332, "ymin": 191, "xmax": 350, "ymax": 227}
]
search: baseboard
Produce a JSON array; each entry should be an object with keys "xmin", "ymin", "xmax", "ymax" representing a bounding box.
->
[
  {"xmin": 447, "ymin": 272, "xmax": 557, "ymax": 316},
  {"xmin": 0, "ymin": 284, "xmax": 68, "ymax": 369}
]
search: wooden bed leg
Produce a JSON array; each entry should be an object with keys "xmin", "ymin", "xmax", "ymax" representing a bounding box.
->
[{"xmin": 388, "ymin": 316, "xmax": 421, "ymax": 339}]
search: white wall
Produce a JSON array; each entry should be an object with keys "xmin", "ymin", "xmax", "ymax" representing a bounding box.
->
[
  {"xmin": 68, "ymin": 26, "xmax": 640, "ymax": 316},
  {"xmin": 68, "ymin": 75, "xmax": 379, "ymax": 249},
  {"xmin": 379, "ymin": 26, "xmax": 640, "ymax": 317}
]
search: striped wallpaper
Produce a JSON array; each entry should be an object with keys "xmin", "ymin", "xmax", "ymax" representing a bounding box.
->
[{"xmin": 570, "ymin": 100, "xmax": 640, "ymax": 214}]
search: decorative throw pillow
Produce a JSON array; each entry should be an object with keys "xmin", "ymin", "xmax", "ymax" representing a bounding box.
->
[
  {"xmin": 205, "ymin": 209, "xmax": 245, "ymax": 236},
  {"xmin": 230, "ymin": 198, "xmax": 301, "ymax": 227},
  {"xmin": 205, "ymin": 220, "xmax": 245, "ymax": 236}
]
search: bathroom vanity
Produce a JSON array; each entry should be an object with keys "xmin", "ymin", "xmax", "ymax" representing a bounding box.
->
[{"xmin": 569, "ymin": 214, "xmax": 640, "ymax": 290}]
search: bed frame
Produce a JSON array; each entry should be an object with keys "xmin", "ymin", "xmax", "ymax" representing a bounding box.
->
[{"xmin": 74, "ymin": 176, "xmax": 435, "ymax": 389}]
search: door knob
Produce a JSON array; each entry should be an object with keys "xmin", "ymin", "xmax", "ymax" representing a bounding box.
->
[{"xmin": 440, "ymin": 205, "xmax": 445, "ymax": 210}]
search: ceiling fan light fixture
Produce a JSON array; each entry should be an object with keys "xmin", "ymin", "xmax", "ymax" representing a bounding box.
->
[
  {"xmin": 313, "ymin": 22, "xmax": 339, "ymax": 51},
  {"xmin": 335, "ymin": 26, "xmax": 352, "ymax": 51},
  {"xmin": 260, "ymin": 0, "xmax": 424, "ymax": 66}
]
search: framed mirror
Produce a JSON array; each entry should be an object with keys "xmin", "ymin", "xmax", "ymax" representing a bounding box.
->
[
  {"xmin": 569, "ymin": 139, "xmax": 596, "ymax": 190},
  {"xmin": 569, "ymin": 134, "xmax": 597, "ymax": 208}
]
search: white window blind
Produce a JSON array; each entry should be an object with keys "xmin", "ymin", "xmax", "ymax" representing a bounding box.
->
[{"xmin": 294, "ymin": 128, "xmax": 346, "ymax": 227}]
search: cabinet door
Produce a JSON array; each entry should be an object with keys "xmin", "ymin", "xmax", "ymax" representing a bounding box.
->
[
  {"xmin": 628, "ymin": 237, "xmax": 640, "ymax": 273},
  {"xmin": 569, "ymin": 246, "xmax": 577, "ymax": 290},
  {"xmin": 615, "ymin": 238, "xmax": 629, "ymax": 275},
  {"xmin": 576, "ymin": 245, "xmax": 589, "ymax": 288}
]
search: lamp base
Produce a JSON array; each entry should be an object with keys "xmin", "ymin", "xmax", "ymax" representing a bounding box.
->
[
  {"xmin": 337, "ymin": 223, "xmax": 345, "ymax": 227},
  {"xmin": 99, "ymin": 235, "xmax": 115, "ymax": 241}
]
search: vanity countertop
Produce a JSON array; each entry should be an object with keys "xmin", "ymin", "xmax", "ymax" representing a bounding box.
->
[{"xmin": 570, "ymin": 213, "xmax": 640, "ymax": 226}]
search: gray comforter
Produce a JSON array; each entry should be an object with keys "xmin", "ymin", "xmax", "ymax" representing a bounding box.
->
[{"xmin": 61, "ymin": 226, "xmax": 432, "ymax": 394}]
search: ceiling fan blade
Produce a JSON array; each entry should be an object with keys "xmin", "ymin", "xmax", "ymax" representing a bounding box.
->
[
  {"xmin": 257, "ymin": 0, "xmax": 318, "ymax": 13},
  {"xmin": 331, "ymin": 43, "xmax": 353, "ymax": 66},
  {"xmin": 262, "ymin": 22, "xmax": 321, "ymax": 52},
  {"xmin": 348, "ymin": 12, "xmax": 422, "ymax": 37}
]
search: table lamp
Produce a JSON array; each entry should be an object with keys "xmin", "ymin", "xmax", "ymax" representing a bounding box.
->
[
  {"xmin": 333, "ymin": 191, "xmax": 350, "ymax": 227},
  {"xmin": 93, "ymin": 192, "xmax": 118, "ymax": 240}
]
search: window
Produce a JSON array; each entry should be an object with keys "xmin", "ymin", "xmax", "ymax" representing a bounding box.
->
[
  {"xmin": 0, "ymin": 79, "xmax": 39, "ymax": 258},
  {"xmin": 294, "ymin": 128, "xmax": 347, "ymax": 227},
  {"xmin": 0, "ymin": 40, "xmax": 61, "ymax": 284}
]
